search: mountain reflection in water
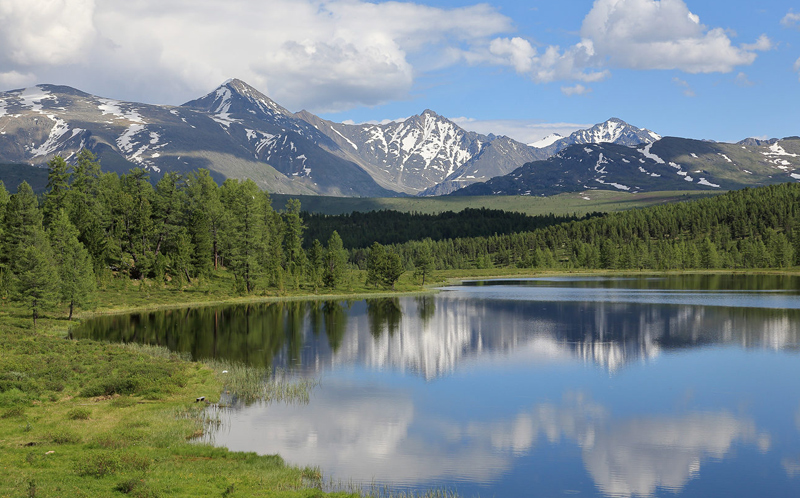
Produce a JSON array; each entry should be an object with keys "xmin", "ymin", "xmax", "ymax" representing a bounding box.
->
[
  {"xmin": 73, "ymin": 277, "xmax": 800, "ymax": 497},
  {"xmin": 75, "ymin": 293, "xmax": 800, "ymax": 377}
]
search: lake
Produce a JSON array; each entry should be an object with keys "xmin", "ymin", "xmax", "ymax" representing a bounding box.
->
[{"xmin": 75, "ymin": 275, "xmax": 800, "ymax": 497}]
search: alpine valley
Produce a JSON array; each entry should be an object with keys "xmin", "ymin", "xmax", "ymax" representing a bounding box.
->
[{"xmin": 0, "ymin": 79, "xmax": 798, "ymax": 197}]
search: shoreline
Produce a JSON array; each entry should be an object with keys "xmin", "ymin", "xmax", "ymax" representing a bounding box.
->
[{"xmin": 4, "ymin": 268, "xmax": 800, "ymax": 496}]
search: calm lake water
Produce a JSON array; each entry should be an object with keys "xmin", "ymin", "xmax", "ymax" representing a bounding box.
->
[{"xmin": 75, "ymin": 275, "xmax": 800, "ymax": 497}]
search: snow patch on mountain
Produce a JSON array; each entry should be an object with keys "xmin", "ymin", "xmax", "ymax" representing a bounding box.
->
[
  {"xmin": 30, "ymin": 116, "xmax": 71, "ymax": 158},
  {"xmin": 97, "ymin": 99, "xmax": 146, "ymax": 124},
  {"xmin": 331, "ymin": 126, "xmax": 358, "ymax": 150},
  {"xmin": 18, "ymin": 86, "xmax": 57, "ymax": 112},
  {"xmin": 530, "ymin": 133, "xmax": 563, "ymax": 148},
  {"xmin": 116, "ymin": 125, "xmax": 163, "ymax": 172},
  {"xmin": 639, "ymin": 143, "xmax": 665, "ymax": 164},
  {"xmin": 767, "ymin": 142, "xmax": 798, "ymax": 157},
  {"xmin": 698, "ymin": 178, "xmax": 720, "ymax": 188}
]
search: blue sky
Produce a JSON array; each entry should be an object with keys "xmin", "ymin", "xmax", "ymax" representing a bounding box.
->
[{"xmin": 0, "ymin": 0, "xmax": 797, "ymax": 143}]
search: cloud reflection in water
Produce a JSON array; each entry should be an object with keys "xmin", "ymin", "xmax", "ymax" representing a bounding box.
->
[{"xmin": 213, "ymin": 386, "xmax": 767, "ymax": 497}]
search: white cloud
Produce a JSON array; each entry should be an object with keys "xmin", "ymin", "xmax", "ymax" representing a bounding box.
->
[
  {"xmin": 0, "ymin": 0, "xmax": 514, "ymax": 112},
  {"xmin": 479, "ymin": 0, "xmax": 766, "ymax": 94},
  {"xmin": 485, "ymin": 36, "xmax": 609, "ymax": 84},
  {"xmin": 0, "ymin": 70, "xmax": 36, "ymax": 89},
  {"xmin": 795, "ymin": 58, "xmax": 800, "ymax": 82},
  {"xmin": 449, "ymin": 117, "xmax": 592, "ymax": 144},
  {"xmin": 672, "ymin": 77, "xmax": 696, "ymax": 97},
  {"xmin": 782, "ymin": 11, "xmax": 800, "ymax": 30},
  {"xmin": 581, "ymin": 0, "xmax": 769, "ymax": 73},
  {"xmin": 561, "ymin": 84, "xmax": 592, "ymax": 96},
  {"xmin": 0, "ymin": 0, "xmax": 96, "ymax": 66}
]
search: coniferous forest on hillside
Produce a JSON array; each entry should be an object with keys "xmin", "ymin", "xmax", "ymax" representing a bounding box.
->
[{"xmin": 2, "ymin": 150, "xmax": 800, "ymax": 322}]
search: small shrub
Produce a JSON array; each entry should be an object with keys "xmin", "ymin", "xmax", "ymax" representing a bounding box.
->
[
  {"xmin": 111, "ymin": 396, "xmax": 137, "ymax": 408},
  {"xmin": 92, "ymin": 427, "xmax": 146, "ymax": 449},
  {"xmin": 49, "ymin": 429, "xmax": 81, "ymax": 444},
  {"xmin": 74, "ymin": 452, "xmax": 121, "ymax": 477},
  {"xmin": 1, "ymin": 406, "xmax": 25, "ymax": 419},
  {"xmin": 67, "ymin": 407, "xmax": 91, "ymax": 420},
  {"xmin": 121, "ymin": 453, "xmax": 151, "ymax": 473},
  {"xmin": 115, "ymin": 477, "xmax": 158, "ymax": 497},
  {"xmin": 0, "ymin": 388, "xmax": 30, "ymax": 407}
]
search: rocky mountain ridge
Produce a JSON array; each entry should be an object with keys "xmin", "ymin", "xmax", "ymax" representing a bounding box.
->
[
  {"xmin": 451, "ymin": 136, "xmax": 800, "ymax": 196},
  {"xmin": 0, "ymin": 79, "xmax": 790, "ymax": 198}
]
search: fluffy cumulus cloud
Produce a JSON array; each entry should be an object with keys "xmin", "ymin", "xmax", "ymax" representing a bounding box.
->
[
  {"xmin": 580, "ymin": 0, "xmax": 769, "ymax": 73},
  {"xmin": 486, "ymin": 37, "xmax": 609, "ymax": 83},
  {"xmin": 0, "ymin": 0, "xmax": 513, "ymax": 111},
  {"xmin": 782, "ymin": 11, "xmax": 800, "ymax": 30},
  {"xmin": 479, "ymin": 0, "xmax": 768, "ymax": 93}
]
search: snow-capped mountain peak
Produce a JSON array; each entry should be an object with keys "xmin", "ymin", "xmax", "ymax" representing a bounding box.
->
[
  {"xmin": 572, "ymin": 117, "xmax": 660, "ymax": 146},
  {"xmin": 534, "ymin": 118, "xmax": 661, "ymax": 156}
]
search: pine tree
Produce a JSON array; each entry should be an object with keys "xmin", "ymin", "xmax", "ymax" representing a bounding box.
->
[
  {"xmin": 220, "ymin": 179, "xmax": 266, "ymax": 293},
  {"xmin": 413, "ymin": 241, "xmax": 434, "ymax": 285},
  {"xmin": 381, "ymin": 252, "xmax": 405, "ymax": 290},
  {"xmin": 48, "ymin": 210, "xmax": 96, "ymax": 319},
  {"xmin": 42, "ymin": 155, "xmax": 71, "ymax": 227},
  {"xmin": 12, "ymin": 229, "xmax": 60, "ymax": 326},
  {"xmin": 306, "ymin": 239, "xmax": 324, "ymax": 292},
  {"xmin": 282, "ymin": 199, "xmax": 306, "ymax": 288},
  {"xmin": 3, "ymin": 182, "xmax": 43, "ymax": 267},
  {"xmin": 187, "ymin": 169, "xmax": 224, "ymax": 271},
  {"xmin": 366, "ymin": 242, "xmax": 386, "ymax": 288},
  {"xmin": 323, "ymin": 231, "xmax": 347, "ymax": 288}
]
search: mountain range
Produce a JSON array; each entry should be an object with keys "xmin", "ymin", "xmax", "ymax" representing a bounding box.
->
[{"xmin": 0, "ymin": 79, "xmax": 797, "ymax": 197}]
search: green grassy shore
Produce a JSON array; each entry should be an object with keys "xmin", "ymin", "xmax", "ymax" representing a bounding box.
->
[{"xmin": 2, "ymin": 267, "xmax": 799, "ymax": 497}]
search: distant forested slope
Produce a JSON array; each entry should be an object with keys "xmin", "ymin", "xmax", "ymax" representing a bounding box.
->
[
  {"xmin": 383, "ymin": 183, "xmax": 800, "ymax": 272},
  {"xmin": 302, "ymin": 208, "xmax": 604, "ymax": 249}
]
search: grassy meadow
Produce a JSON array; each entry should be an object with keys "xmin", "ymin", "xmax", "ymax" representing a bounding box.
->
[{"xmin": 270, "ymin": 190, "xmax": 722, "ymax": 216}]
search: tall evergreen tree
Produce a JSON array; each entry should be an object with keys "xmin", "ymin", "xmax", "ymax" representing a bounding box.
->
[
  {"xmin": 119, "ymin": 168, "xmax": 156, "ymax": 277},
  {"xmin": 282, "ymin": 199, "xmax": 306, "ymax": 288},
  {"xmin": 381, "ymin": 252, "xmax": 405, "ymax": 290},
  {"xmin": 66, "ymin": 150, "xmax": 107, "ymax": 268},
  {"xmin": 12, "ymin": 228, "xmax": 60, "ymax": 326},
  {"xmin": 413, "ymin": 241, "xmax": 434, "ymax": 285},
  {"xmin": 366, "ymin": 242, "xmax": 386, "ymax": 288},
  {"xmin": 3, "ymin": 182, "xmax": 43, "ymax": 266},
  {"xmin": 186, "ymin": 169, "xmax": 224, "ymax": 272},
  {"xmin": 49, "ymin": 210, "xmax": 96, "ymax": 319},
  {"xmin": 220, "ymin": 179, "xmax": 266, "ymax": 293},
  {"xmin": 306, "ymin": 239, "xmax": 325, "ymax": 292},
  {"xmin": 323, "ymin": 231, "xmax": 347, "ymax": 288},
  {"xmin": 42, "ymin": 155, "xmax": 71, "ymax": 227}
]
